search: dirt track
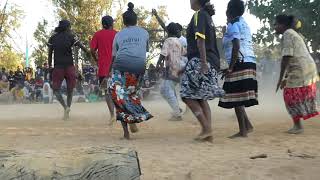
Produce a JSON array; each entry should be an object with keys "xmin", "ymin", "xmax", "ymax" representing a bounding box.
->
[{"xmin": 0, "ymin": 94, "xmax": 320, "ymax": 180}]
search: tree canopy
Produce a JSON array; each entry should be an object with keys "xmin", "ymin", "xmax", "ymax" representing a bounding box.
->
[
  {"xmin": 248, "ymin": 0, "xmax": 320, "ymax": 52},
  {"xmin": 0, "ymin": 2, "xmax": 24, "ymax": 70},
  {"xmin": 32, "ymin": 20, "xmax": 51, "ymax": 67},
  {"xmin": 45, "ymin": 0, "xmax": 168, "ymax": 64}
]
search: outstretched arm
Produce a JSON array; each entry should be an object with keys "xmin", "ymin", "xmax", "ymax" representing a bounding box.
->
[{"xmin": 152, "ymin": 9, "xmax": 167, "ymax": 33}]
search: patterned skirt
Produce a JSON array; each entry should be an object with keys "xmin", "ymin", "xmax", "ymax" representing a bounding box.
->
[
  {"xmin": 180, "ymin": 57, "xmax": 225, "ymax": 100},
  {"xmin": 109, "ymin": 70, "xmax": 153, "ymax": 123},
  {"xmin": 218, "ymin": 62, "xmax": 258, "ymax": 109},
  {"xmin": 284, "ymin": 83, "xmax": 319, "ymax": 122}
]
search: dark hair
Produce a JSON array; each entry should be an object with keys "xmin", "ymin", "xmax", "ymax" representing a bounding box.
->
[
  {"xmin": 102, "ymin": 15, "xmax": 114, "ymax": 29},
  {"xmin": 122, "ymin": 2, "xmax": 137, "ymax": 26},
  {"xmin": 275, "ymin": 14, "xmax": 295, "ymax": 28},
  {"xmin": 227, "ymin": 0, "xmax": 245, "ymax": 18},
  {"xmin": 199, "ymin": 0, "xmax": 210, "ymax": 7},
  {"xmin": 55, "ymin": 20, "xmax": 71, "ymax": 33},
  {"xmin": 167, "ymin": 22, "xmax": 179, "ymax": 36},
  {"xmin": 176, "ymin": 23, "xmax": 183, "ymax": 31}
]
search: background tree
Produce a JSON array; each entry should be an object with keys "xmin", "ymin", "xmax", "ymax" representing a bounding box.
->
[
  {"xmin": 0, "ymin": 47, "xmax": 23, "ymax": 70},
  {"xmin": 49, "ymin": 0, "xmax": 168, "ymax": 65},
  {"xmin": 31, "ymin": 19, "xmax": 52, "ymax": 67},
  {"xmin": 0, "ymin": 2, "xmax": 24, "ymax": 70},
  {"xmin": 248, "ymin": 0, "xmax": 320, "ymax": 52}
]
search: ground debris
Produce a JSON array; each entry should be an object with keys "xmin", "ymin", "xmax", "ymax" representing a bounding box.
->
[{"xmin": 250, "ymin": 154, "xmax": 268, "ymax": 159}]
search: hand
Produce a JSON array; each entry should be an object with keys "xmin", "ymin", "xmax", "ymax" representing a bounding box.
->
[
  {"xmin": 152, "ymin": 9, "xmax": 157, "ymax": 16},
  {"xmin": 276, "ymin": 80, "xmax": 287, "ymax": 92},
  {"xmin": 222, "ymin": 26, "xmax": 227, "ymax": 34},
  {"xmin": 201, "ymin": 62, "xmax": 209, "ymax": 74},
  {"xmin": 220, "ymin": 69, "xmax": 232, "ymax": 79}
]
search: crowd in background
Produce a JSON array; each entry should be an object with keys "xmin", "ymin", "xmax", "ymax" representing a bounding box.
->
[{"xmin": 0, "ymin": 63, "xmax": 106, "ymax": 104}]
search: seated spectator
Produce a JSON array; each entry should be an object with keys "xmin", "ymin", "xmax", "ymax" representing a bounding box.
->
[
  {"xmin": 35, "ymin": 77, "xmax": 44, "ymax": 102},
  {"xmin": 43, "ymin": 81, "xmax": 53, "ymax": 104},
  {"xmin": 14, "ymin": 66, "xmax": 24, "ymax": 85},
  {"xmin": 11, "ymin": 83, "xmax": 24, "ymax": 103},
  {"xmin": 8, "ymin": 71, "xmax": 16, "ymax": 90}
]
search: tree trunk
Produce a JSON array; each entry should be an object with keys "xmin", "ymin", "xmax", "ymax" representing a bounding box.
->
[{"xmin": 0, "ymin": 147, "xmax": 141, "ymax": 180}]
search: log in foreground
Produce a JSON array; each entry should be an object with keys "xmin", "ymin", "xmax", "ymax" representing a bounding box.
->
[{"xmin": 0, "ymin": 147, "xmax": 141, "ymax": 180}]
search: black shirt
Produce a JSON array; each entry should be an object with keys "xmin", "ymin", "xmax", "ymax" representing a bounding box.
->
[
  {"xmin": 8, "ymin": 75, "xmax": 16, "ymax": 89},
  {"xmin": 14, "ymin": 70, "xmax": 24, "ymax": 82},
  {"xmin": 187, "ymin": 9, "xmax": 220, "ymax": 70},
  {"xmin": 48, "ymin": 31, "xmax": 80, "ymax": 68}
]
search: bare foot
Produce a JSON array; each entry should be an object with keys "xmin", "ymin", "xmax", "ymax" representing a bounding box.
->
[
  {"xmin": 287, "ymin": 128, "xmax": 304, "ymax": 134},
  {"xmin": 247, "ymin": 128, "xmax": 254, "ymax": 133},
  {"xmin": 129, "ymin": 124, "xmax": 139, "ymax": 133},
  {"xmin": 194, "ymin": 131, "xmax": 212, "ymax": 141},
  {"xmin": 63, "ymin": 107, "xmax": 71, "ymax": 120},
  {"xmin": 108, "ymin": 116, "xmax": 116, "ymax": 126},
  {"xmin": 228, "ymin": 132, "xmax": 247, "ymax": 139},
  {"xmin": 121, "ymin": 132, "xmax": 130, "ymax": 140}
]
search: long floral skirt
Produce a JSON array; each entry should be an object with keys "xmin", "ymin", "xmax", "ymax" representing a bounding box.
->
[
  {"xmin": 284, "ymin": 83, "xmax": 319, "ymax": 122},
  {"xmin": 109, "ymin": 70, "xmax": 153, "ymax": 124}
]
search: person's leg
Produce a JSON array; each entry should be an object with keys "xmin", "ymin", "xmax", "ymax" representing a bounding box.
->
[
  {"xmin": 121, "ymin": 121, "xmax": 130, "ymax": 140},
  {"xmin": 64, "ymin": 66, "xmax": 77, "ymax": 120},
  {"xmin": 160, "ymin": 80, "xmax": 181, "ymax": 120},
  {"xmin": 229, "ymin": 106, "xmax": 248, "ymax": 139},
  {"xmin": 106, "ymin": 93, "xmax": 115, "ymax": 119},
  {"xmin": 183, "ymin": 98, "xmax": 211, "ymax": 137},
  {"xmin": 242, "ymin": 108, "xmax": 254, "ymax": 132},
  {"xmin": 52, "ymin": 68, "xmax": 66, "ymax": 110},
  {"xmin": 287, "ymin": 119, "xmax": 304, "ymax": 134},
  {"xmin": 53, "ymin": 89, "xmax": 67, "ymax": 109},
  {"xmin": 100, "ymin": 77, "xmax": 115, "ymax": 124},
  {"xmin": 199, "ymin": 100, "xmax": 211, "ymax": 128}
]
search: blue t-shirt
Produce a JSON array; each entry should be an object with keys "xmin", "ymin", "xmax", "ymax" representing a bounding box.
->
[
  {"xmin": 223, "ymin": 17, "xmax": 256, "ymax": 64},
  {"xmin": 112, "ymin": 26, "xmax": 149, "ymax": 74}
]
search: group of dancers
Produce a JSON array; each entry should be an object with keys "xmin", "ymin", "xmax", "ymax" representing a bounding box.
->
[{"xmin": 47, "ymin": 0, "xmax": 319, "ymax": 141}]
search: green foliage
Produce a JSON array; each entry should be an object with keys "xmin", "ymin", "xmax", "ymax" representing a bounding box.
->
[
  {"xmin": 0, "ymin": 47, "xmax": 23, "ymax": 70},
  {"xmin": 51, "ymin": 0, "xmax": 113, "ymax": 46},
  {"xmin": 248, "ymin": 0, "xmax": 320, "ymax": 51},
  {"xmin": 136, "ymin": 5, "xmax": 168, "ymax": 61},
  {"xmin": 32, "ymin": 19, "xmax": 51, "ymax": 67},
  {"xmin": 0, "ymin": 3, "xmax": 24, "ymax": 70},
  {"xmin": 49, "ymin": 0, "xmax": 168, "ymax": 63}
]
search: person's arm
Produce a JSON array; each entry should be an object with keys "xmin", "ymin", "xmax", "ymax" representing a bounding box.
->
[
  {"xmin": 276, "ymin": 31, "xmax": 294, "ymax": 92},
  {"xmin": 90, "ymin": 48, "xmax": 98, "ymax": 63},
  {"xmin": 194, "ymin": 11, "xmax": 208, "ymax": 73},
  {"xmin": 276, "ymin": 56, "xmax": 290, "ymax": 92},
  {"xmin": 89, "ymin": 34, "xmax": 98, "ymax": 64},
  {"xmin": 109, "ymin": 35, "xmax": 118, "ymax": 77},
  {"xmin": 152, "ymin": 9, "xmax": 167, "ymax": 32},
  {"xmin": 156, "ymin": 55, "xmax": 165, "ymax": 69},
  {"xmin": 229, "ymin": 39, "xmax": 240, "ymax": 71},
  {"xmin": 48, "ymin": 47, "xmax": 53, "ymax": 68}
]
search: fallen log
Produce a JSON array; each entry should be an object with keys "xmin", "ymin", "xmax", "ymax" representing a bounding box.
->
[{"xmin": 0, "ymin": 147, "xmax": 141, "ymax": 180}]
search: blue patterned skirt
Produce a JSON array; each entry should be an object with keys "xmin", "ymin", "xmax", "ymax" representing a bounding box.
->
[{"xmin": 180, "ymin": 57, "xmax": 225, "ymax": 100}]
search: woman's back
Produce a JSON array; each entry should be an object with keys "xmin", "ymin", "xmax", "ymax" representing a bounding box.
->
[{"xmin": 113, "ymin": 26, "xmax": 149, "ymax": 74}]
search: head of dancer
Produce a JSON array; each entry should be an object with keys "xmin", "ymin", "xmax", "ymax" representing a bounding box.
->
[
  {"xmin": 122, "ymin": 2, "xmax": 137, "ymax": 27},
  {"xmin": 226, "ymin": 0, "xmax": 245, "ymax": 22},
  {"xmin": 55, "ymin": 20, "xmax": 71, "ymax": 33},
  {"xmin": 166, "ymin": 22, "xmax": 179, "ymax": 38},
  {"xmin": 102, "ymin": 15, "xmax": 114, "ymax": 30},
  {"xmin": 274, "ymin": 15, "xmax": 296, "ymax": 35},
  {"xmin": 176, "ymin": 23, "xmax": 183, "ymax": 38},
  {"xmin": 190, "ymin": 0, "xmax": 215, "ymax": 16}
]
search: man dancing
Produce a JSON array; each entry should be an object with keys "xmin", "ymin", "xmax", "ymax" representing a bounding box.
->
[
  {"xmin": 48, "ymin": 20, "xmax": 89, "ymax": 120},
  {"xmin": 90, "ymin": 15, "xmax": 117, "ymax": 124}
]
